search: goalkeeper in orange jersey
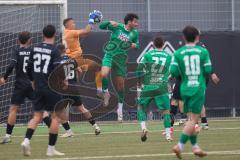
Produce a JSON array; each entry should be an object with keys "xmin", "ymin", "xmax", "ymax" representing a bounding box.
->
[{"xmin": 63, "ymin": 10, "xmax": 103, "ymax": 97}]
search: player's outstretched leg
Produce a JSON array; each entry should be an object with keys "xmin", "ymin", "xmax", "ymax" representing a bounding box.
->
[
  {"xmin": 115, "ymin": 76, "xmax": 125, "ymax": 122},
  {"xmin": 101, "ymin": 66, "xmax": 111, "ymax": 106},
  {"xmin": 79, "ymin": 105, "xmax": 101, "ymax": 135},
  {"xmin": 1, "ymin": 105, "xmax": 18, "ymax": 144},
  {"xmin": 21, "ymin": 112, "xmax": 43, "ymax": 156},
  {"xmin": 46, "ymin": 114, "xmax": 64, "ymax": 156},
  {"xmin": 137, "ymin": 105, "xmax": 148, "ymax": 142}
]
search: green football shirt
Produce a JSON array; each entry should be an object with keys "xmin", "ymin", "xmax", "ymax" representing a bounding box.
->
[
  {"xmin": 137, "ymin": 49, "xmax": 172, "ymax": 95},
  {"xmin": 170, "ymin": 45, "xmax": 213, "ymax": 96},
  {"xmin": 99, "ymin": 21, "xmax": 139, "ymax": 55}
]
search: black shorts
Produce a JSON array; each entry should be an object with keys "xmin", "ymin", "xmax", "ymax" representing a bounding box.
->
[
  {"xmin": 63, "ymin": 95, "xmax": 82, "ymax": 106},
  {"xmin": 11, "ymin": 85, "xmax": 35, "ymax": 105},
  {"xmin": 172, "ymin": 79, "xmax": 182, "ymax": 100},
  {"xmin": 34, "ymin": 88, "xmax": 62, "ymax": 112}
]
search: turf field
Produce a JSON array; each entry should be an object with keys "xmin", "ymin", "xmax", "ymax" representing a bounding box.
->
[{"xmin": 0, "ymin": 119, "xmax": 240, "ymax": 160}]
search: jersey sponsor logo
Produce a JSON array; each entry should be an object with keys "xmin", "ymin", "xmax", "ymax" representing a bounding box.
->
[
  {"xmin": 137, "ymin": 41, "xmax": 175, "ymax": 63},
  {"xmin": 118, "ymin": 32, "xmax": 130, "ymax": 42}
]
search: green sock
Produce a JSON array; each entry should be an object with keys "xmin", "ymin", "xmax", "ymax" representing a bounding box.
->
[
  {"xmin": 163, "ymin": 114, "xmax": 171, "ymax": 128},
  {"xmin": 189, "ymin": 135, "xmax": 197, "ymax": 145},
  {"xmin": 117, "ymin": 90, "xmax": 124, "ymax": 103},
  {"xmin": 137, "ymin": 109, "xmax": 146, "ymax": 121},
  {"xmin": 179, "ymin": 133, "xmax": 189, "ymax": 144},
  {"xmin": 102, "ymin": 77, "xmax": 108, "ymax": 91}
]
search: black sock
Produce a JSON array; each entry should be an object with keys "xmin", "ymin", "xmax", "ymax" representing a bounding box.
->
[
  {"xmin": 170, "ymin": 105, "xmax": 178, "ymax": 127},
  {"xmin": 43, "ymin": 116, "xmax": 52, "ymax": 128},
  {"xmin": 6, "ymin": 123, "xmax": 14, "ymax": 135},
  {"xmin": 201, "ymin": 117, "xmax": 208, "ymax": 124},
  {"xmin": 180, "ymin": 113, "xmax": 187, "ymax": 119},
  {"xmin": 25, "ymin": 128, "xmax": 35, "ymax": 140},
  {"xmin": 88, "ymin": 118, "xmax": 95, "ymax": 126},
  {"xmin": 62, "ymin": 122, "xmax": 70, "ymax": 131},
  {"xmin": 49, "ymin": 133, "xmax": 58, "ymax": 146},
  {"xmin": 170, "ymin": 114, "xmax": 175, "ymax": 127}
]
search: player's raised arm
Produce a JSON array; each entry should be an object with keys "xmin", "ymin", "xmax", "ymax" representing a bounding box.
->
[{"xmin": 99, "ymin": 21, "xmax": 118, "ymax": 30}]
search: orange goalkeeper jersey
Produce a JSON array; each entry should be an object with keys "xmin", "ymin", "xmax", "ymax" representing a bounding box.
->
[{"xmin": 63, "ymin": 29, "xmax": 83, "ymax": 58}]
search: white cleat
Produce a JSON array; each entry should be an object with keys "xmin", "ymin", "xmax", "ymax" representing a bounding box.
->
[
  {"xmin": 166, "ymin": 134, "xmax": 173, "ymax": 142},
  {"xmin": 117, "ymin": 113, "xmax": 123, "ymax": 122},
  {"xmin": 60, "ymin": 131, "xmax": 73, "ymax": 138},
  {"xmin": 46, "ymin": 148, "xmax": 65, "ymax": 156},
  {"xmin": 202, "ymin": 125, "xmax": 209, "ymax": 130},
  {"xmin": 201, "ymin": 123, "xmax": 209, "ymax": 130},
  {"xmin": 103, "ymin": 92, "xmax": 110, "ymax": 107},
  {"xmin": 95, "ymin": 126, "xmax": 101, "ymax": 135},
  {"xmin": 21, "ymin": 142, "xmax": 31, "ymax": 156},
  {"xmin": 1, "ymin": 136, "xmax": 11, "ymax": 144},
  {"xmin": 141, "ymin": 129, "xmax": 148, "ymax": 142}
]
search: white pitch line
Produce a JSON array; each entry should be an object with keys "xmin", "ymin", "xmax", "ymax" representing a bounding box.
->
[
  {"xmin": 21, "ymin": 150, "xmax": 240, "ymax": 160},
  {"xmin": 3, "ymin": 118, "xmax": 240, "ymax": 128},
  {"xmin": 10, "ymin": 127, "xmax": 240, "ymax": 138}
]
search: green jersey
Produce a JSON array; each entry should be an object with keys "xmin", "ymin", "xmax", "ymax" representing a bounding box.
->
[
  {"xmin": 170, "ymin": 45, "xmax": 213, "ymax": 96},
  {"xmin": 137, "ymin": 49, "xmax": 172, "ymax": 95},
  {"xmin": 99, "ymin": 21, "xmax": 139, "ymax": 55}
]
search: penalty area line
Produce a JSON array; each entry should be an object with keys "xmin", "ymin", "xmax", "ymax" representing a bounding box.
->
[{"xmin": 22, "ymin": 150, "xmax": 240, "ymax": 160}]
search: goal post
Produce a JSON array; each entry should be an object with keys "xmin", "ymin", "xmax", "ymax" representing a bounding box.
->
[{"xmin": 0, "ymin": 0, "xmax": 67, "ymax": 124}]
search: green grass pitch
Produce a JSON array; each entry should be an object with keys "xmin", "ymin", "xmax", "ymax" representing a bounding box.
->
[{"xmin": 0, "ymin": 119, "xmax": 240, "ymax": 160}]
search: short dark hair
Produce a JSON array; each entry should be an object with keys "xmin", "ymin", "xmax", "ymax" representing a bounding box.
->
[
  {"xmin": 124, "ymin": 13, "xmax": 139, "ymax": 25},
  {"xmin": 57, "ymin": 44, "xmax": 66, "ymax": 54},
  {"xmin": 182, "ymin": 25, "xmax": 200, "ymax": 42},
  {"xmin": 43, "ymin": 24, "xmax": 56, "ymax": 38},
  {"xmin": 18, "ymin": 31, "xmax": 31, "ymax": 44},
  {"xmin": 63, "ymin": 18, "xmax": 73, "ymax": 27},
  {"xmin": 153, "ymin": 37, "xmax": 164, "ymax": 48}
]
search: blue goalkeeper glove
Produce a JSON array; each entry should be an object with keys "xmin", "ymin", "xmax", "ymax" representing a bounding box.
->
[{"xmin": 89, "ymin": 10, "xmax": 103, "ymax": 24}]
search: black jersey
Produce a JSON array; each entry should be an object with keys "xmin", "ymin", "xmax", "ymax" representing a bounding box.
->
[
  {"xmin": 3, "ymin": 46, "xmax": 32, "ymax": 88},
  {"xmin": 59, "ymin": 55, "xmax": 78, "ymax": 83},
  {"xmin": 27, "ymin": 43, "xmax": 61, "ymax": 90}
]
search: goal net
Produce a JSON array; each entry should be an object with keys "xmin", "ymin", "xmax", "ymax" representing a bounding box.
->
[{"xmin": 0, "ymin": 0, "xmax": 67, "ymax": 124}]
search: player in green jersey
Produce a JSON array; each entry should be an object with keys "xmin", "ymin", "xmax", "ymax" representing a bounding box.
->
[
  {"xmin": 136, "ymin": 37, "xmax": 172, "ymax": 142},
  {"xmin": 170, "ymin": 26, "xmax": 212, "ymax": 159},
  {"xmin": 99, "ymin": 13, "xmax": 139, "ymax": 121}
]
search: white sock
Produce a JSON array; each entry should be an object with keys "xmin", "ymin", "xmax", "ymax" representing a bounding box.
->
[
  {"xmin": 192, "ymin": 144, "xmax": 200, "ymax": 149},
  {"xmin": 118, "ymin": 103, "xmax": 123, "ymax": 113},
  {"xmin": 93, "ymin": 124, "xmax": 99, "ymax": 129},
  {"xmin": 66, "ymin": 129, "xmax": 72, "ymax": 133},
  {"xmin": 140, "ymin": 121, "xmax": 146, "ymax": 130},
  {"xmin": 23, "ymin": 138, "xmax": 30, "ymax": 145},
  {"xmin": 6, "ymin": 134, "xmax": 11, "ymax": 138},
  {"xmin": 48, "ymin": 145, "xmax": 55, "ymax": 151},
  {"xmin": 97, "ymin": 88, "xmax": 102, "ymax": 92},
  {"xmin": 165, "ymin": 128, "xmax": 171, "ymax": 136},
  {"xmin": 177, "ymin": 142, "xmax": 184, "ymax": 151},
  {"xmin": 103, "ymin": 89, "xmax": 108, "ymax": 93}
]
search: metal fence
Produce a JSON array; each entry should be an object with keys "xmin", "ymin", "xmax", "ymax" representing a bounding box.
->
[{"xmin": 68, "ymin": 0, "xmax": 240, "ymax": 31}]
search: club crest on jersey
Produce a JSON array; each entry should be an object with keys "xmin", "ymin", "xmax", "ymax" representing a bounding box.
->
[{"xmin": 118, "ymin": 32, "xmax": 130, "ymax": 42}]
